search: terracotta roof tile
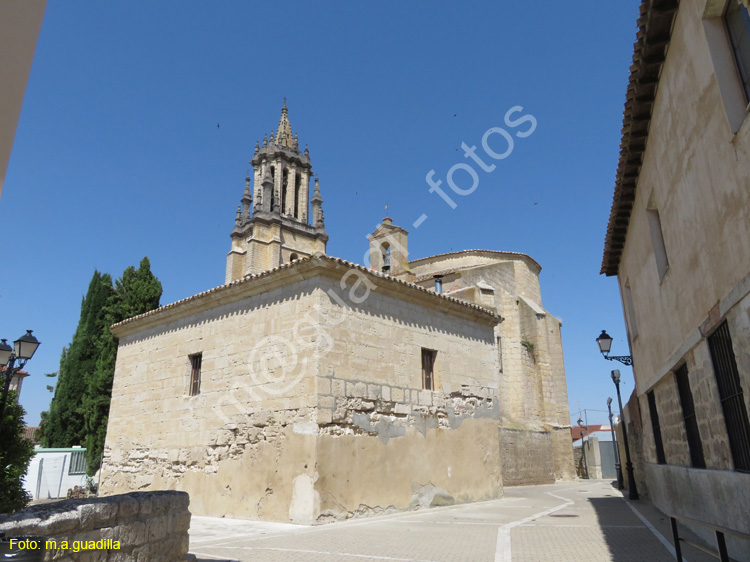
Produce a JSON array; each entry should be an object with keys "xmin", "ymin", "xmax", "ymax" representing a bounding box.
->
[
  {"xmin": 601, "ymin": 0, "xmax": 679, "ymax": 276},
  {"xmin": 111, "ymin": 254, "xmax": 501, "ymax": 332}
]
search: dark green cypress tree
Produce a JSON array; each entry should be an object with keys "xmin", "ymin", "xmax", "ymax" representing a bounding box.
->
[
  {"xmin": 0, "ymin": 391, "xmax": 35, "ymax": 513},
  {"xmin": 84, "ymin": 257, "xmax": 162, "ymax": 474},
  {"xmin": 42, "ymin": 271, "xmax": 115, "ymax": 448}
]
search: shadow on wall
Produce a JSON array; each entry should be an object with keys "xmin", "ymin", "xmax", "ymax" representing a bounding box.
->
[{"xmin": 588, "ymin": 491, "xmax": 745, "ymax": 562}]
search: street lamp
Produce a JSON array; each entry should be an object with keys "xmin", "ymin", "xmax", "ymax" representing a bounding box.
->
[
  {"xmin": 0, "ymin": 330, "xmax": 41, "ymax": 429},
  {"xmin": 611, "ymin": 369, "xmax": 638, "ymax": 500},
  {"xmin": 578, "ymin": 418, "xmax": 589, "ymax": 479},
  {"xmin": 607, "ymin": 397, "xmax": 624, "ymax": 490},
  {"xmin": 596, "ymin": 330, "xmax": 633, "ymax": 366}
]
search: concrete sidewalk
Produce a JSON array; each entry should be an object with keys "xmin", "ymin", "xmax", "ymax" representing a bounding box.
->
[{"xmin": 188, "ymin": 480, "xmax": 724, "ymax": 561}]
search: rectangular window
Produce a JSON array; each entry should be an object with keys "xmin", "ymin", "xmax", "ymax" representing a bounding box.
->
[
  {"xmin": 708, "ymin": 321, "xmax": 750, "ymax": 472},
  {"xmin": 675, "ymin": 364, "xmax": 706, "ymax": 469},
  {"xmin": 68, "ymin": 450, "xmax": 87, "ymax": 475},
  {"xmin": 647, "ymin": 208, "xmax": 669, "ymax": 281},
  {"xmin": 189, "ymin": 353, "xmax": 202, "ymax": 396},
  {"xmin": 421, "ymin": 348, "xmax": 436, "ymax": 391},
  {"xmin": 647, "ymin": 391, "xmax": 667, "ymax": 464},
  {"xmin": 725, "ymin": 0, "xmax": 750, "ymax": 101}
]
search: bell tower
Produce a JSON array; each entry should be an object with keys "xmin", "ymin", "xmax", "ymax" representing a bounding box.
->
[{"xmin": 226, "ymin": 102, "xmax": 329, "ymax": 283}]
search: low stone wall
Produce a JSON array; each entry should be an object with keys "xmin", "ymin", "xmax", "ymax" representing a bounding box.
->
[{"xmin": 0, "ymin": 491, "xmax": 190, "ymax": 561}]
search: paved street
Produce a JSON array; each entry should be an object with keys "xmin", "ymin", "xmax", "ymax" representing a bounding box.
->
[{"xmin": 188, "ymin": 480, "xmax": 718, "ymax": 562}]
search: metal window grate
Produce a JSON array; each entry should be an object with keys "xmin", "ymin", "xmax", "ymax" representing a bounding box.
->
[
  {"xmin": 675, "ymin": 365, "xmax": 706, "ymax": 469},
  {"xmin": 68, "ymin": 450, "xmax": 87, "ymax": 475},
  {"xmin": 647, "ymin": 391, "xmax": 667, "ymax": 464},
  {"xmin": 189, "ymin": 353, "xmax": 202, "ymax": 396},
  {"xmin": 708, "ymin": 321, "xmax": 750, "ymax": 472},
  {"xmin": 421, "ymin": 348, "xmax": 436, "ymax": 391}
]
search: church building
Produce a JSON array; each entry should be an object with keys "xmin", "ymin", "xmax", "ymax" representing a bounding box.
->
[{"xmin": 99, "ymin": 104, "xmax": 574, "ymax": 523}]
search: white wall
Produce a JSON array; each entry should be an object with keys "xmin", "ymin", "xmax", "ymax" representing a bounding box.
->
[{"xmin": 24, "ymin": 450, "xmax": 88, "ymax": 500}]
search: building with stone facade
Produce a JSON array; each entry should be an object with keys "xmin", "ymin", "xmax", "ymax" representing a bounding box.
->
[
  {"xmin": 99, "ymin": 103, "xmax": 574, "ymax": 523},
  {"xmin": 601, "ymin": 0, "xmax": 750, "ymax": 557}
]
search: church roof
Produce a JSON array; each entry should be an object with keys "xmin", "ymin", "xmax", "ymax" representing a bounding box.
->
[
  {"xmin": 409, "ymin": 249, "xmax": 541, "ymax": 272},
  {"xmin": 111, "ymin": 254, "xmax": 501, "ymax": 336}
]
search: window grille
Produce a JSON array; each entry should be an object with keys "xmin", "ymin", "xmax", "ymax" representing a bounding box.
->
[
  {"xmin": 421, "ymin": 348, "xmax": 436, "ymax": 391},
  {"xmin": 647, "ymin": 391, "xmax": 667, "ymax": 464},
  {"xmin": 189, "ymin": 353, "xmax": 202, "ymax": 397},
  {"xmin": 675, "ymin": 365, "xmax": 706, "ymax": 468},
  {"xmin": 68, "ymin": 450, "xmax": 87, "ymax": 475},
  {"xmin": 708, "ymin": 321, "xmax": 750, "ymax": 472}
]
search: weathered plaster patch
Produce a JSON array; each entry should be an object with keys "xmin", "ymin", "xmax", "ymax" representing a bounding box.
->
[
  {"xmin": 289, "ymin": 473, "xmax": 320, "ymax": 524},
  {"xmin": 293, "ymin": 421, "xmax": 319, "ymax": 435},
  {"xmin": 410, "ymin": 483, "xmax": 455, "ymax": 508}
]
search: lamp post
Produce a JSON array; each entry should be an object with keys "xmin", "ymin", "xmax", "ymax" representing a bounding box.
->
[
  {"xmin": 0, "ymin": 330, "xmax": 41, "ymax": 430},
  {"xmin": 596, "ymin": 330, "xmax": 633, "ymax": 366},
  {"xmin": 578, "ymin": 418, "xmax": 589, "ymax": 479},
  {"xmin": 607, "ymin": 396, "xmax": 624, "ymax": 489},
  {"xmin": 611, "ymin": 369, "xmax": 638, "ymax": 500}
]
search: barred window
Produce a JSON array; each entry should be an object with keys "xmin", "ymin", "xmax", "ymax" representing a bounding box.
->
[
  {"xmin": 421, "ymin": 348, "xmax": 436, "ymax": 391},
  {"xmin": 189, "ymin": 353, "xmax": 202, "ymax": 397},
  {"xmin": 675, "ymin": 365, "xmax": 706, "ymax": 469},
  {"xmin": 708, "ymin": 321, "xmax": 750, "ymax": 472},
  {"xmin": 647, "ymin": 391, "xmax": 667, "ymax": 464},
  {"xmin": 68, "ymin": 450, "xmax": 87, "ymax": 475}
]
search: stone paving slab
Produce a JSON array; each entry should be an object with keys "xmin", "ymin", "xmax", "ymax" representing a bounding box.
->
[{"xmin": 189, "ymin": 480, "xmax": 724, "ymax": 562}]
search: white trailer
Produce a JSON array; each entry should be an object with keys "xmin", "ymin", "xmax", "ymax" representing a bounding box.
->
[{"xmin": 23, "ymin": 447, "xmax": 89, "ymax": 500}]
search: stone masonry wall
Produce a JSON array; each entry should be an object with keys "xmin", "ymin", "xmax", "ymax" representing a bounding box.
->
[
  {"xmin": 100, "ymin": 281, "xmax": 323, "ymax": 522},
  {"xmin": 317, "ymin": 375, "xmax": 499, "ymax": 442},
  {"xmin": 410, "ymin": 255, "xmax": 575, "ymax": 483},
  {"xmin": 0, "ymin": 491, "xmax": 190, "ymax": 561},
  {"xmin": 498, "ymin": 428, "xmax": 553, "ymax": 486},
  {"xmin": 315, "ymin": 376, "xmax": 503, "ymax": 520}
]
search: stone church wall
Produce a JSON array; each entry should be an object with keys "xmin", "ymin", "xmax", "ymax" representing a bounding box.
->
[
  {"xmin": 312, "ymin": 274, "xmax": 503, "ymax": 518},
  {"xmin": 315, "ymin": 375, "xmax": 503, "ymax": 519},
  {"xmin": 99, "ymin": 278, "xmax": 324, "ymax": 522},
  {"xmin": 101, "ymin": 265, "xmax": 505, "ymax": 523}
]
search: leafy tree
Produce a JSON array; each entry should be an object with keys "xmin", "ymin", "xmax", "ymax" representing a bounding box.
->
[
  {"xmin": 42, "ymin": 272, "xmax": 115, "ymax": 448},
  {"xmin": 84, "ymin": 257, "xmax": 162, "ymax": 474},
  {"xmin": 41, "ymin": 259, "xmax": 162, "ymax": 476},
  {"xmin": 0, "ymin": 391, "xmax": 35, "ymax": 514}
]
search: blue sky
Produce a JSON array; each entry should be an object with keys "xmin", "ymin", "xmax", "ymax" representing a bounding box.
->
[{"xmin": 3, "ymin": 1, "xmax": 640, "ymax": 428}]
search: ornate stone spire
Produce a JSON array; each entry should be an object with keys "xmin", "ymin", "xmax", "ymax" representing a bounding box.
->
[
  {"xmin": 241, "ymin": 174, "xmax": 253, "ymax": 220},
  {"xmin": 275, "ymin": 99, "xmax": 295, "ymax": 148},
  {"xmin": 233, "ymin": 205, "xmax": 242, "ymax": 231},
  {"xmin": 262, "ymin": 133, "xmax": 268, "ymax": 148},
  {"xmin": 311, "ymin": 177, "xmax": 325, "ymax": 228}
]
